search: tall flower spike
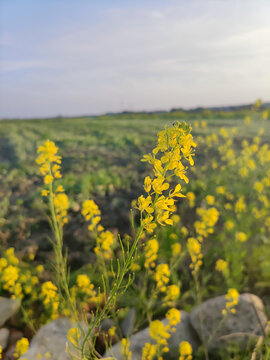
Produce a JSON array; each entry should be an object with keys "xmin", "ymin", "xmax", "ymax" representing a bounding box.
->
[
  {"xmin": 37, "ymin": 140, "xmax": 69, "ymax": 225},
  {"xmin": 138, "ymin": 122, "xmax": 196, "ymax": 234}
]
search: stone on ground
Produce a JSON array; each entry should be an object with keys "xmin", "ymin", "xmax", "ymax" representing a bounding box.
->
[
  {"xmin": 0, "ymin": 297, "xmax": 20, "ymax": 327},
  {"xmin": 21, "ymin": 318, "xmax": 87, "ymax": 360},
  {"xmin": 189, "ymin": 293, "xmax": 267, "ymax": 354},
  {"xmin": 105, "ymin": 311, "xmax": 200, "ymax": 360}
]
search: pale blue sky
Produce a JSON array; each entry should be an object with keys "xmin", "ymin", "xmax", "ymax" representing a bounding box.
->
[{"xmin": 0, "ymin": 0, "xmax": 270, "ymax": 118}]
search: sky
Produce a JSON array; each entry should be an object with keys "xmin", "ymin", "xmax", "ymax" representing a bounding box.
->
[{"xmin": 0, "ymin": 0, "xmax": 270, "ymax": 118}]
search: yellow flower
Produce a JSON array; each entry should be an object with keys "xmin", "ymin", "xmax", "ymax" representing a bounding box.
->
[
  {"xmin": 166, "ymin": 308, "xmax": 181, "ymax": 328},
  {"xmin": 67, "ymin": 327, "xmax": 81, "ymax": 347},
  {"xmin": 82, "ymin": 199, "xmax": 101, "ymax": 220},
  {"xmin": 36, "ymin": 265, "xmax": 44, "ymax": 273},
  {"xmin": 205, "ymin": 195, "xmax": 215, "ymax": 205},
  {"xmin": 223, "ymin": 288, "xmax": 239, "ymax": 314},
  {"xmin": 144, "ymin": 238, "xmax": 159, "ymax": 269},
  {"xmin": 164, "ymin": 285, "xmax": 180, "ymax": 307},
  {"xmin": 149, "ymin": 320, "xmax": 170, "ymax": 344},
  {"xmin": 14, "ymin": 337, "xmax": 29, "ymax": 358},
  {"xmin": 179, "ymin": 341, "xmax": 192, "ymax": 360},
  {"xmin": 225, "ymin": 220, "xmax": 234, "ymax": 231},
  {"xmin": 142, "ymin": 215, "xmax": 157, "ymax": 233},
  {"xmin": 137, "ymin": 195, "xmax": 154, "ymax": 214},
  {"xmin": 121, "ymin": 338, "xmax": 132, "ymax": 360},
  {"xmin": 95, "ymin": 230, "xmax": 114, "ymax": 260},
  {"xmin": 235, "ymin": 232, "xmax": 247, "ymax": 242},
  {"xmin": 187, "ymin": 238, "xmax": 202, "ymax": 274},
  {"xmin": 262, "ymin": 110, "xmax": 268, "ymax": 120},
  {"xmin": 186, "ymin": 192, "xmax": 195, "ymax": 207},
  {"xmin": 244, "ymin": 116, "xmax": 251, "ymax": 125},
  {"xmin": 108, "ymin": 326, "xmax": 117, "ymax": 337},
  {"xmin": 41, "ymin": 281, "xmax": 59, "ymax": 318},
  {"xmin": 138, "ymin": 122, "xmax": 196, "ymax": 234},
  {"xmin": 2, "ymin": 265, "xmax": 19, "ymax": 292},
  {"xmin": 5, "ymin": 248, "xmax": 19, "ymax": 265},
  {"xmin": 216, "ymin": 186, "xmax": 226, "ymax": 195},
  {"xmin": 130, "ymin": 263, "xmax": 141, "ymax": 272},
  {"xmin": 56, "ymin": 185, "xmax": 64, "ymax": 192},
  {"xmin": 0, "ymin": 258, "xmax": 8, "ymax": 272},
  {"xmin": 152, "ymin": 177, "xmax": 169, "ymax": 195},
  {"xmin": 77, "ymin": 274, "xmax": 90, "ymax": 288},
  {"xmin": 142, "ymin": 343, "xmax": 157, "ymax": 360},
  {"xmin": 171, "ymin": 243, "xmax": 181, "ymax": 256},
  {"xmin": 220, "ymin": 128, "xmax": 229, "ymax": 138},
  {"xmin": 53, "ymin": 193, "xmax": 69, "ymax": 225},
  {"xmin": 144, "ymin": 176, "xmax": 152, "ymax": 193},
  {"xmin": 215, "ymin": 259, "xmax": 228, "ymax": 272},
  {"xmin": 254, "ymin": 181, "xmax": 264, "ymax": 193},
  {"xmin": 235, "ymin": 196, "xmax": 246, "ymax": 214},
  {"xmin": 42, "ymin": 189, "xmax": 49, "ymax": 196},
  {"xmin": 154, "ymin": 264, "xmax": 170, "ymax": 292}
]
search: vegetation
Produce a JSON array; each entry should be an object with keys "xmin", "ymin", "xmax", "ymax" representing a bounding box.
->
[{"xmin": 0, "ymin": 102, "xmax": 270, "ymax": 359}]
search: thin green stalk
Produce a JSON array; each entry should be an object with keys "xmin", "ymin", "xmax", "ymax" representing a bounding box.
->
[{"xmin": 80, "ymin": 225, "xmax": 144, "ymax": 358}]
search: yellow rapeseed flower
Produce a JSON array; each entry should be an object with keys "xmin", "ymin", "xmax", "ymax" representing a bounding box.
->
[
  {"xmin": 171, "ymin": 243, "xmax": 181, "ymax": 256},
  {"xmin": 120, "ymin": 338, "xmax": 132, "ymax": 360},
  {"xmin": 142, "ymin": 343, "xmax": 157, "ymax": 360},
  {"xmin": 205, "ymin": 195, "xmax": 215, "ymax": 205},
  {"xmin": 215, "ymin": 259, "xmax": 228, "ymax": 272},
  {"xmin": 14, "ymin": 337, "xmax": 29, "ymax": 358},
  {"xmin": 222, "ymin": 288, "xmax": 239, "ymax": 315},
  {"xmin": 235, "ymin": 232, "xmax": 247, "ymax": 242},
  {"xmin": 166, "ymin": 308, "xmax": 181, "ymax": 328},
  {"xmin": 154, "ymin": 264, "xmax": 170, "ymax": 292},
  {"xmin": 144, "ymin": 238, "xmax": 159, "ymax": 269},
  {"xmin": 179, "ymin": 341, "xmax": 192, "ymax": 360},
  {"xmin": 187, "ymin": 237, "xmax": 202, "ymax": 274},
  {"xmin": 163, "ymin": 285, "xmax": 180, "ymax": 307}
]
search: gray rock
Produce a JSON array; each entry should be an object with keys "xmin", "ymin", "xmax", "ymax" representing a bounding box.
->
[
  {"xmin": 105, "ymin": 311, "xmax": 200, "ymax": 360},
  {"xmin": 0, "ymin": 297, "xmax": 20, "ymax": 326},
  {"xmin": 121, "ymin": 308, "xmax": 136, "ymax": 337},
  {"xmin": 190, "ymin": 293, "xmax": 267, "ymax": 353},
  {"xmin": 21, "ymin": 318, "xmax": 88, "ymax": 360},
  {"xmin": 0, "ymin": 328, "xmax": 9, "ymax": 350}
]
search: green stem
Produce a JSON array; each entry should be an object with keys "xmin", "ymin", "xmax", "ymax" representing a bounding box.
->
[{"xmin": 81, "ymin": 225, "xmax": 144, "ymax": 358}]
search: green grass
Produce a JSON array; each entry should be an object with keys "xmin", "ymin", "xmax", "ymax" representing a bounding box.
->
[{"xmin": 0, "ymin": 111, "xmax": 269, "ymax": 254}]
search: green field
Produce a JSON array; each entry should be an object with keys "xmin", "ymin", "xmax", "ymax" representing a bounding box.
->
[{"xmin": 1, "ymin": 109, "xmax": 270, "ymax": 358}]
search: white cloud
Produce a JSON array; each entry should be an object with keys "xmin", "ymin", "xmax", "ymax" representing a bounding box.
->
[{"xmin": 1, "ymin": 0, "xmax": 270, "ymax": 117}]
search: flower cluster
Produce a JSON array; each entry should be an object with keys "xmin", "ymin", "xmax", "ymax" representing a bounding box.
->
[
  {"xmin": 37, "ymin": 140, "xmax": 69, "ymax": 226},
  {"xmin": 163, "ymin": 284, "xmax": 180, "ymax": 307},
  {"xmin": 222, "ymin": 288, "xmax": 239, "ymax": 315},
  {"xmin": 179, "ymin": 341, "xmax": 192, "ymax": 360},
  {"xmin": 36, "ymin": 140, "xmax": 62, "ymax": 185},
  {"xmin": 215, "ymin": 259, "xmax": 228, "ymax": 272},
  {"xmin": 0, "ymin": 248, "xmax": 40, "ymax": 301},
  {"xmin": 187, "ymin": 237, "xmax": 202, "ymax": 275},
  {"xmin": 194, "ymin": 207, "xmax": 219, "ymax": 240},
  {"xmin": 142, "ymin": 343, "xmax": 157, "ymax": 360},
  {"xmin": 154, "ymin": 264, "xmax": 170, "ymax": 292},
  {"xmin": 120, "ymin": 338, "xmax": 132, "ymax": 360},
  {"xmin": 82, "ymin": 199, "xmax": 114, "ymax": 260},
  {"xmin": 137, "ymin": 121, "xmax": 196, "ymax": 233},
  {"xmin": 40, "ymin": 281, "xmax": 59, "ymax": 320},
  {"xmin": 70, "ymin": 274, "xmax": 96, "ymax": 308},
  {"xmin": 144, "ymin": 238, "xmax": 159, "ymax": 269},
  {"xmin": 14, "ymin": 337, "xmax": 29, "ymax": 358},
  {"xmin": 144, "ymin": 308, "xmax": 181, "ymax": 360}
]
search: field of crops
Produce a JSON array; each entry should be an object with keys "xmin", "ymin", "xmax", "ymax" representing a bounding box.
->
[{"xmin": 0, "ymin": 105, "xmax": 270, "ymax": 359}]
